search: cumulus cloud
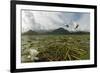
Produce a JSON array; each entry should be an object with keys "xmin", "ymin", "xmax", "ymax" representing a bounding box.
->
[
  {"xmin": 22, "ymin": 10, "xmax": 90, "ymax": 33},
  {"xmin": 76, "ymin": 13, "xmax": 90, "ymax": 31}
]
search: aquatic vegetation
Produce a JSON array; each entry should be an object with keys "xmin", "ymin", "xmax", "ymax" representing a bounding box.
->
[{"xmin": 21, "ymin": 34, "xmax": 90, "ymax": 63}]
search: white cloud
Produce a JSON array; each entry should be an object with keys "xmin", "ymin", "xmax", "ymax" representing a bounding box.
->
[
  {"xmin": 76, "ymin": 14, "xmax": 90, "ymax": 31},
  {"xmin": 22, "ymin": 10, "xmax": 90, "ymax": 33}
]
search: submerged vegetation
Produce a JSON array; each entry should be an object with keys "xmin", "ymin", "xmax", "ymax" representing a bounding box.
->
[{"xmin": 21, "ymin": 34, "xmax": 90, "ymax": 63}]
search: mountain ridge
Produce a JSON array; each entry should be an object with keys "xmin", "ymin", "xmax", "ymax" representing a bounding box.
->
[{"xmin": 22, "ymin": 28, "xmax": 90, "ymax": 35}]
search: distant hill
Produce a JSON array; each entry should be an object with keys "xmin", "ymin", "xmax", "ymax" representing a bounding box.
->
[
  {"xmin": 48, "ymin": 28, "xmax": 70, "ymax": 34},
  {"xmin": 22, "ymin": 28, "xmax": 90, "ymax": 35},
  {"xmin": 70, "ymin": 31, "xmax": 90, "ymax": 34},
  {"xmin": 22, "ymin": 30, "xmax": 38, "ymax": 35}
]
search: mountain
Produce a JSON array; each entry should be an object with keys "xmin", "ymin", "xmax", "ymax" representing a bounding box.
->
[
  {"xmin": 22, "ymin": 28, "xmax": 89, "ymax": 35},
  {"xmin": 71, "ymin": 31, "xmax": 90, "ymax": 34},
  {"xmin": 48, "ymin": 28, "xmax": 70, "ymax": 34},
  {"xmin": 22, "ymin": 28, "xmax": 70, "ymax": 35},
  {"xmin": 22, "ymin": 30, "xmax": 38, "ymax": 35}
]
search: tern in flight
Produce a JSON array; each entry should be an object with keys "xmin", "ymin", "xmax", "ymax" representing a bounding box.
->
[{"xmin": 75, "ymin": 24, "xmax": 79, "ymax": 29}]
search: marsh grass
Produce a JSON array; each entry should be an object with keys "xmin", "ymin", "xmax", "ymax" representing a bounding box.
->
[{"xmin": 21, "ymin": 34, "xmax": 90, "ymax": 63}]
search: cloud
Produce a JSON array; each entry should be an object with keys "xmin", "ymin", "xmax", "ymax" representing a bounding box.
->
[
  {"xmin": 76, "ymin": 13, "xmax": 90, "ymax": 31},
  {"xmin": 22, "ymin": 10, "xmax": 90, "ymax": 33}
]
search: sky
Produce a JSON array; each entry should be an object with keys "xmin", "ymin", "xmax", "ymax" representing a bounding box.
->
[{"xmin": 22, "ymin": 10, "xmax": 90, "ymax": 33}]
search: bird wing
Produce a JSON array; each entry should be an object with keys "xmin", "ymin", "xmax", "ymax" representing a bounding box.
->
[{"xmin": 75, "ymin": 24, "xmax": 79, "ymax": 29}]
